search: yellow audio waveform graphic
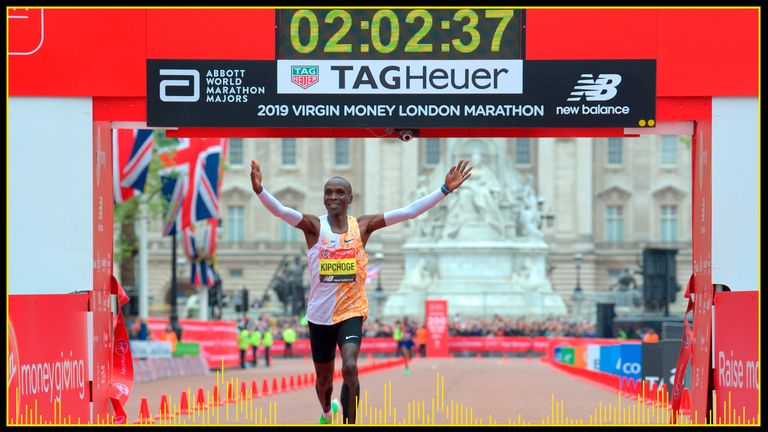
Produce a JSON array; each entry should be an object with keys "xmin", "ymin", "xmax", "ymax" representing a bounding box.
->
[{"xmin": 7, "ymin": 365, "xmax": 760, "ymax": 425}]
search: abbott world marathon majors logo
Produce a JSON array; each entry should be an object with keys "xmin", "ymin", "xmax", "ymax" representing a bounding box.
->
[
  {"xmin": 557, "ymin": 73, "xmax": 630, "ymax": 116},
  {"xmin": 159, "ymin": 68, "xmax": 265, "ymax": 103}
]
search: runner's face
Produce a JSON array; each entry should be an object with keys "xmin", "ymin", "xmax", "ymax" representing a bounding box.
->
[{"xmin": 324, "ymin": 180, "xmax": 352, "ymax": 216}]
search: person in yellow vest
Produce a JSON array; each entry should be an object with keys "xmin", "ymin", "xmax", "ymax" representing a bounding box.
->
[
  {"xmin": 262, "ymin": 327, "xmax": 273, "ymax": 367},
  {"xmin": 238, "ymin": 325, "xmax": 251, "ymax": 369},
  {"xmin": 283, "ymin": 326, "xmax": 297, "ymax": 358},
  {"xmin": 250, "ymin": 324, "xmax": 262, "ymax": 367},
  {"xmin": 250, "ymin": 158, "xmax": 472, "ymax": 424}
]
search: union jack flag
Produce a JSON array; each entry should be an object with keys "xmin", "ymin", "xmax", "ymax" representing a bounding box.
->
[
  {"xmin": 191, "ymin": 141, "xmax": 226, "ymax": 224},
  {"xmin": 113, "ymin": 129, "xmax": 153, "ymax": 203},
  {"xmin": 159, "ymin": 138, "xmax": 227, "ymax": 232},
  {"xmin": 159, "ymin": 164, "xmax": 189, "ymax": 236}
]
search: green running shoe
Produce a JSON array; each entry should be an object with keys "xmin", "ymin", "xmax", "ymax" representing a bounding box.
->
[{"xmin": 319, "ymin": 398, "xmax": 339, "ymax": 424}]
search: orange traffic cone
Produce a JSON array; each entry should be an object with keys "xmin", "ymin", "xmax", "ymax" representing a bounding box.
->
[
  {"xmin": 179, "ymin": 390, "xmax": 190, "ymax": 415},
  {"xmin": 133, "ymin": 397, "xmax": 154, "ymax": 424},
  {"xmin": 213, "ymin": 384, "xmax": 225, "ymax": 406},
  {"xmin": 155, "ymin": 394, "xmax": 174, "ymax": 421},
  {"xmin": 304, "ymin": 373, "xmax": 310, "ymax": 387},
  {"xmin": 289, "ymin": 375, "xmax": 295, "ymax": 390},
  {"xmin": 196, "ymin": 387, "xmax": 206, "ymax": 410},
  {"xmin": 281, "ymin": 376, "xmax": 288, "ymax": 392},
  {"xmin": 241, "ymin": 381, "xmax": 248, "ymax": 399},
  {"xmin": 252, "ymin": 380, "xmax": 259, "ymax": 398},
  {"xmin": 263, "ymin": 378, "xmax": 270, "ymax": 396},
  {"xmin": 272, "ymin": 377, "xmax": 279, "ymax": 394},
  {"xmin": 227, "ymin": 381, "xmax": 235, "ymax": 403}
]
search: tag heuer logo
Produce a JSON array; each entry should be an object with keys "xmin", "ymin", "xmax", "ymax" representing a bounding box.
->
[{"xmin": 291, "ymin": 65, "xmax": 319, "ymax": 89}]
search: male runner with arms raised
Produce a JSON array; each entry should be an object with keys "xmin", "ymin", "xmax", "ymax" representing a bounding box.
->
[{"xmin": 250, "ymin": 159, "xmax": 472, "ymax": 424}]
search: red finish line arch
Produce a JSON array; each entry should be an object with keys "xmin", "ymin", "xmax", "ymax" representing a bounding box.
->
[{"xmin": 9, "ymin": 7, "xmax": 758, "ymax": 425}]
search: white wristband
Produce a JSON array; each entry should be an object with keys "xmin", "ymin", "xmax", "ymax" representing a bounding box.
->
[
  {"xmin": 383, "ymin": 187, "xmax": 446, "ymax": 227},
  {"xmin": 256, "ymin": 186, "xmax": 303, "ymax": 227}
]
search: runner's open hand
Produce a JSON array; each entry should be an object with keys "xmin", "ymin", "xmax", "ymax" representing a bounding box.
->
[
  {"xmin": 250, "ymin": 160, "xmax": 264, "ymax": 194},
  {"xmin": 444, "ymin": 160, "xmax": 473, "ymax": 191}
]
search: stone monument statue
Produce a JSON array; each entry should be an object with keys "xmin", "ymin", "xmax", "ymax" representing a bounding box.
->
[{"xmin": 383, "ymin": 138, "xmax": 567, "ymax": 320}]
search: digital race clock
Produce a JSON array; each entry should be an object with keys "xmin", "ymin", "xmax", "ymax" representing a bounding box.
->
[{"xmin": 278, "ymin": 9, "xmax": 524, "ymax": 60}]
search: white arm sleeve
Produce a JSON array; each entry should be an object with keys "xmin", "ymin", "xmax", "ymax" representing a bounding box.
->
[
  {"xmin": 383, "ymin": 187, "xmax": 447, "ymax": 227},
  {"xmin": 256, "ymin": 186, "xmax": 303, "ymax": 227}
]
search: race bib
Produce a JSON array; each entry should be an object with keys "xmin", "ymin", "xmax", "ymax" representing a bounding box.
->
[{"xmin": 319, "ymin": 247, "xmax": 356, "ymax": 283}]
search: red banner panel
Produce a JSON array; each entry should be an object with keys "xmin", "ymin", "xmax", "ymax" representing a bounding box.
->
[
  {"xmin": 690, "ymin": 118, "xmax": 713, "ymax": 423},
  {"xmin": 713, "ymin": 291, "xmax": 758, "ymax": 424},
  {"xmin": 425, "ymin": 300, "xmax": 450, "ymax": 357},
  {"xmin": 8, "ymin": 294, "xmax": 91, "ymax": 424}
]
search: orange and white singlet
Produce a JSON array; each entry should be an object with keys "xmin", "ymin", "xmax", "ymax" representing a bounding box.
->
[{"xmin": 306, "ymin": 215, "xmax": 368, "ymax": 325}]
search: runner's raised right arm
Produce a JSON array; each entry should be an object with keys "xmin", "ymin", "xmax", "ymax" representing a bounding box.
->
[{"xmin": 250, "ymin": 160, "xmax": 320, "ymax": 247}]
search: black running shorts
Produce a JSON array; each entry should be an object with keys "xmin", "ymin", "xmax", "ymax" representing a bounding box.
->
[{"xmin": 308, "ymin": 316, "xmax": 363, "ymax": 363}]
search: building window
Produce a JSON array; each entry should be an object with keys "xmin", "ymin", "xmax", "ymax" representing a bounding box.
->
[
  {"xmin": 425, "ymin": 138, "xmax": 441, "ymax": 166},
  {"xmin": 282, "ymin": 138, "xmax": 296, "ymax": 166},
  {"xmin": 661, "ymin": 135, "xmax": 678, "ymax": 165},
  {"xmin": 228, "ymin": 138, "xmax": 243, "ymax": 166},
  {"xmin": 230, "ymin": 268, "xmax": 243, "ymax": 278},
  {"xmin": 607, "ymin": 138, "xmax": 623, "ymax": 166},
  {"xmin": 605, "ymin": 205, "xmax": 624, "ymax": 242},
  {"xmin": 335, "ymin": 138, "xmax": 350, "ymax": 166},
  {"xmin": 607, "ymin": 268, "xmax": 622, "ymax": 281},
  {"xmin": 516, "ymin": 138, "xmax": 531, "ymax": 165},
  {"xmin": 226, "ymin": 206, "xmax": 244, "ymax": 241},
  {"xmin": 660, "ymin": 205, "xmax": 678, "ymax": 242}
]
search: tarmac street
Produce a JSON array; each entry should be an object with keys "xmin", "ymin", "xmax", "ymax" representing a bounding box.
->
[{"xmin": 126, "ymin": 357, "xmax": 656, "ymax": 425}]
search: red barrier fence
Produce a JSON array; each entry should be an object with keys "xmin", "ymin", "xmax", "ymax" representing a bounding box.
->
[{"xmin": 146, "ymin": 318, "xmax": 610, "ymax": 368}]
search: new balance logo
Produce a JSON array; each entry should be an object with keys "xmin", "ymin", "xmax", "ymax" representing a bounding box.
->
[{"xmin": 567, "ymin": 74, "xmax": 622, "ymax": 102}]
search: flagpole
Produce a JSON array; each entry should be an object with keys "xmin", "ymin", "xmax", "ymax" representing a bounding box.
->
[
  {"xmin": 138, "ymin": 202, "xmax": 149, "ymax": 321},
  {"xmin": 171, "ymin": 231, "xmax": 180, "ymax": 339}
]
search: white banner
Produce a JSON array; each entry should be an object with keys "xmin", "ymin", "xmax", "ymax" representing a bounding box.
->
[
  {"xmin": 130, "ymin": 341, "xmax": 173, "ymax": 359},
  {"xmin": 277, "ymin": 60, "xmax": 523, "ymax": 94}
]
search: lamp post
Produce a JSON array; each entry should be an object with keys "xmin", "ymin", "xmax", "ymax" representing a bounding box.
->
[
  {"xmin": 572, "ymin": 253, "xmax": 584, "ymax": 319},
  {"xmin": 374, "ymin": 252, "xmax": 384, "ymax": 320},
  {"xmin": 171, "ymin": 253, "xmax": 186, "ymax": 340}
]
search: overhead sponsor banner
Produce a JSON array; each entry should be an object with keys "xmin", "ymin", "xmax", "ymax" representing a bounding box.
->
[
  {"xmin": 619, "ymin": 343, "xmax": 642, "ymax": 381},
  {"xmin": 276, "ymin": 60, "xmax": 524, "ymax": 94},
  {"xmin": 147, "ymin": 59, "xmax": 655, "ymax": 128},
  {"xmin": 8, "ymin": 294, "xmax": 91, "ymax": 424},
  {"xmin": 713, "ymin": 291, "xmax": 758, "ymax": 424},
  {"xmin": 425, "ymin": 300, "xmax": 450, "ymax": 357}
]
